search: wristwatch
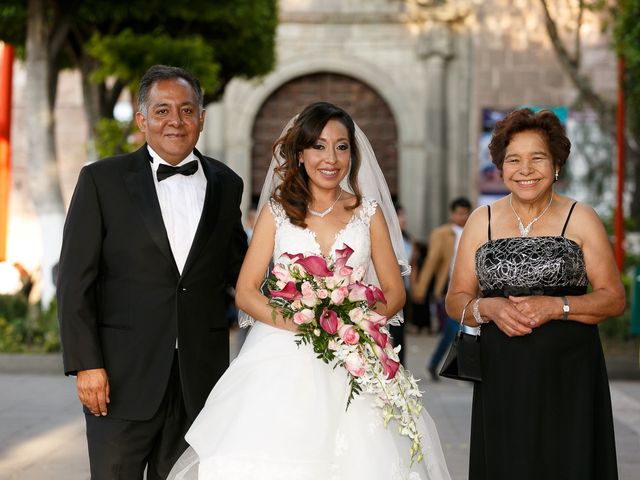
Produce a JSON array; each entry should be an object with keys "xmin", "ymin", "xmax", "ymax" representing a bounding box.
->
[{"xmin": 561, "ymin": 296, "xmax": 570, "ymax": 321}]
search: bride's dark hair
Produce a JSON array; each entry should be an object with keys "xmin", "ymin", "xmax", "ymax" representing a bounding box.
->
[{"xmin": 272, "ymin": 102, "xmax": 362, "ymax": 228}]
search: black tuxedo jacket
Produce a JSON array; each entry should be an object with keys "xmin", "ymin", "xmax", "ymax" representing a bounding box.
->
[{"xmin": 57, "ymin": 145, "xmax": 247, "ymax": 421}]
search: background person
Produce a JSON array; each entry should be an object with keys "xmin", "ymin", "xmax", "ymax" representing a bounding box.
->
[{"xmin": 412, "ymin": 197, "xmax": 471, "ymax": 380}]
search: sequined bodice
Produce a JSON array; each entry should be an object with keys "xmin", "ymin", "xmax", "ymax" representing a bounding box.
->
[
  {"xmin": 270, "ymin": 197, "xmax": 377, "ymax": 270},
  {"xmin": 475, "ymin": 236, "xmax": 588, "ymax": 297}
]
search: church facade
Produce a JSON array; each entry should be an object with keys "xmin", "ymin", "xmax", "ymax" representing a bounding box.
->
[{"xmin": 7, "ymin": 0, "xmax": 617, "ymax": 283}]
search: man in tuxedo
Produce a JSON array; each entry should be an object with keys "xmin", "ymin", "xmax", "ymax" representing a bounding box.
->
[
  {"xmin": 57, "ymin": 65, "xmax": 247, "ymax": 479},
  {"xmin": 412, "ymin": 197, "xmax": 471, "ymax": 381}
]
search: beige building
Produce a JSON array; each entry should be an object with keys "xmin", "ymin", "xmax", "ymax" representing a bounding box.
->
[{"xmin": 7, "ymin": 0, "xmax": 617, "ymax": 297}]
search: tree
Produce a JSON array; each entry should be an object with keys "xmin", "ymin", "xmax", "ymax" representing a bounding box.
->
[
  {"xmin": 539, "ymin": 0, "xmax": 640, "ymax": 225},
  {"xmin": 0, "ymin": 0, "xmax": 278, "ymax": 305}
]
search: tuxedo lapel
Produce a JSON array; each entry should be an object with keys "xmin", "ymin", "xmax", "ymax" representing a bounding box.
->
[
  {"xmin": 123, "ymin": 147, "xmax": 179, "ymax": 273},
  {"xmin": 181, "ymin": 150, "xmax": 222, "ymax": 278}
]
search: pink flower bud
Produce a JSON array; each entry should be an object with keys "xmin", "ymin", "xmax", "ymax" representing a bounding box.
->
[
  {"xmin": 293, "ymin": 308, "xmax": 315, "ymax": 325},
  {"xmin": 366, "ymin": 311, "xmax": 388, "ymax": 326},
  {"xmin": 269, "ymin": 281, "xmax": 301, "ymax": 301},
  {"xmin": 330, "ymin": 287, "xmax": 349, "ymax": 305},
  {"xmin": 344, "ymin": 351, "xmax": 366, "ymax": 377},
  {"xmin": 295, "ymin": 255, "xmax": 332, "ymax": 277},
  {"xmin": 319, "ymin": 307, "xmax": 340, "ymax": 334},
  {"xmin": 361, "ymin": 320, "xmax": 388, "ymax": 348}
]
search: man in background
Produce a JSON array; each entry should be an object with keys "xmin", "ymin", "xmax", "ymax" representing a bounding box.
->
[{"xmin": 412, "ymin": 197, "xmax": 471, "ymax": 381}]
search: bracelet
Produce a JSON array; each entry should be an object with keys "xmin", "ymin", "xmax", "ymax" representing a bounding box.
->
[
  {"xmin": 472, "ymin": 297, "xmax": 487, "ymax": 324},
  {"xmin": 460, "ymin": 297, "xmax": 475, "ymax": 325}
]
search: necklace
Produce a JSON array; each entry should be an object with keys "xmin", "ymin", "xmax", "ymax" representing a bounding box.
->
[
  {"xmin": 308, "ymin": 189, "xmax": 343, "ymax": 218},
  {"xmin": 509, "ymin": 193, "xmax": 553, "ymax": 237}
]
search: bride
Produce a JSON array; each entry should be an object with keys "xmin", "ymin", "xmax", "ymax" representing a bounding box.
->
[{"xmin": 168, "ymin": 102, "xmax": 451, "ymax": 480}]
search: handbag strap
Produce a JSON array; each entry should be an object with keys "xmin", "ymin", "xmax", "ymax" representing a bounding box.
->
[
  {"xmin": 459, "ymin": 297, "xmax": 482, "ymax": 336},
  {"xmin": 459, "ymin": 297, "xmax": 474, "ymax": 327}
]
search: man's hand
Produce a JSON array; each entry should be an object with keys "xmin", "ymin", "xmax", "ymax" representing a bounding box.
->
[{"xmin": 77, "ymin": 368, "xmax": 110, "ymax": 416}]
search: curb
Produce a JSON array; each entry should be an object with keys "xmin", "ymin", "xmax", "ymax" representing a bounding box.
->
[{"xmin": 0, "ymin": 353, "xmax": 63, "ymax": 375}]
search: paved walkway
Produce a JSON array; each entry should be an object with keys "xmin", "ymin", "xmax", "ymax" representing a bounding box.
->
[{"xmin": 0, "ymin": 332, "xmax": 639, "ymax": 479}]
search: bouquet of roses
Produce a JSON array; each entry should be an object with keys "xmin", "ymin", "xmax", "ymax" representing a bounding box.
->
[{"xmin": 264, "ymin": 243, "xmax": 424, "ymax": 464}]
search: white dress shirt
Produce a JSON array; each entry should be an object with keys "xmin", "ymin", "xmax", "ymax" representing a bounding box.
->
[{"xmin": 148, "ymin": 146, "xmax": 207, "ymax": 275}]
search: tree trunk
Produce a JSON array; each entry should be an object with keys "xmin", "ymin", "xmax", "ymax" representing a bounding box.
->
[
  {"xmin": 79, "ymin": 54, "xmax": 101, "ymax": 163},
  {"xmin": 25, "ymin": 0, "xmax": 65, "ymax": 307}
]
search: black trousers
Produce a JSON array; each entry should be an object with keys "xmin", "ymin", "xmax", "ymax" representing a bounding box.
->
[{"xmin": 85, "ymin": 352, "xmax": 190, "ymax": 480}]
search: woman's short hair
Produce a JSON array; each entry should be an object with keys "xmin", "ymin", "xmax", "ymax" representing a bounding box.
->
[
  {"xmin": 272, "ymin": 102, "xmax": 362, "ymax": 227},
  {"xmin": 488, "ymin": 108, "xmax": 571, "ymax": 171}
]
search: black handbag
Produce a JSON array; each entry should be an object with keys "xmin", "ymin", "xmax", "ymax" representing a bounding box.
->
[{"xmin": 439, "ymin": 301, "xmax": 482, "ymax": 382}]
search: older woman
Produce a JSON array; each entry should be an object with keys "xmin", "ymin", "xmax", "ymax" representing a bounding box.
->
[{"xmin": 446, "ymin": 108, "xmax": 625, "ymax": 480}]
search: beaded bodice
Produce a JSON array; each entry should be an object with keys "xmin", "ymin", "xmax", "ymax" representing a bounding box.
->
[{"xmin": 475, "ymin": 236, "xmax": 588, "ymax": 297}]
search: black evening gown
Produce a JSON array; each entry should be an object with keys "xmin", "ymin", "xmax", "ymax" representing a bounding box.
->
[{"xmin": 469, "ymin": 205, "xmax": 618, "ymax": 480}]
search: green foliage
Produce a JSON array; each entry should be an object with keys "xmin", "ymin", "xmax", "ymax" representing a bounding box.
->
[
  {"xmin": 0, "ymin": 295, "xmax": 60, "ymax": 353},
  {"xmin": 0, "ymin": 1, "xmax": 27, "ymax": 57},
  {"xmin": 94, "ymin": 118, "xmax": 138, "ymax": 158},
  {"xmin": 614, "ymin": 0, "xmax": 640, "ymax": 138},
  {"xmin": 86, "ymin": 29, "xmax": 220, "ymax": 94},
  {"xmin": 0, "ymin": 0, "xmax": 278, "ymax": 114}
]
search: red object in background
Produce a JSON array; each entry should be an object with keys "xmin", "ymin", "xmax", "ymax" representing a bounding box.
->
[
  {"xmin": 614, "ymin": 57, "xmax": 625, "ymax": 271},
  {"xmin": 0, "ymin": 42, "xmax": 14, "ymax": 262}
]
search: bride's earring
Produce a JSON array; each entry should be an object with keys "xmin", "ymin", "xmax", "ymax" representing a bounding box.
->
[{"xmin": 555, "ymin": 170, "xmax": 559, "ymax": 181}]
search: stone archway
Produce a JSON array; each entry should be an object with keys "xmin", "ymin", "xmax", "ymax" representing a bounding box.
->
[{"xmin": 250, "ymin": 72, "xmax": 398, "ymax": 203}]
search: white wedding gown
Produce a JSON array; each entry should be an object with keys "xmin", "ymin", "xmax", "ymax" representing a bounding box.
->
[{"xmin": 168, "ymin": 198, "xmax": 451, "ymax": 480}]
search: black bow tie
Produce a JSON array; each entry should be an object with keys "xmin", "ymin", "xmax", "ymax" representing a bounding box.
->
[{"xmin": 156, "ymin": 160, "xmax": 199, "ymax": 182}]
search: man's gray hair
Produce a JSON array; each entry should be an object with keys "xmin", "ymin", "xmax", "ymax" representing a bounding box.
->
[{"xmin": 137, "ymin": 65, "xmax": 204, "ymax": 117}]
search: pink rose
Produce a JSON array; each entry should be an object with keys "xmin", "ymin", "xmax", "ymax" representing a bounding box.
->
[
  {"xmin": 348, "ymin": 307, "xmax": 366, "ymax": 324},
  {"xmin": 295, "ymin": 255, "xmax": 332, "ymax": 277},
  {"xmin": 291, "ymin": 299, "xmax": 303, "ymax": 310},
  {"xmin": 344, "ymin": 351, "xmax": 365, "ymax": 377},
  {"xmin": 330, "ymin": 266, "xmax": 353, "ymax": 289},
  {"xmin": 316, "ymin": 288, "xmax": 329, "ymax": 299},
  {"xmin": 319, "ymin": 307, "xmax": 340, "ymax": 334},
  {"xmin": 338, "ymin": 325, "xmax": 360, "ymax": 345},
  {"xmin": 301, "ymin": 294, "xmax": 319, "ymax": 307},
  {"xmin": 269, "ymin": 281, "xmax": 301, "ymax": 301},
  {"xmin": 293, "ymin": 308, "xmax": 315, "ymax": 325},
  {"xmin": 361, "ymin": 320, "xmax": 387, "ymax": 348},
  {"xmin": 301, "ymin": 281, "xmax": 314, "ymax": 298},
  {"xmin": 271, "ymin": 263, "xmax": 293, "ymax": 283},
  {"xmin": 330, "ymin": 287, "xmax": 349, "ymax": 305}
]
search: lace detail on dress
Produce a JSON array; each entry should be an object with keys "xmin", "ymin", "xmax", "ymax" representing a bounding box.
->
[
  {"xmin": 272, "ymin": 197, "xmax": 377, "ymax": 270},
  {"xmin": 269, "ymin": 199, "xmax": 288, "ymax": 228},
  {"xmin": 475, "ymin": 236, "xmax": 588, "ymax": 293}
]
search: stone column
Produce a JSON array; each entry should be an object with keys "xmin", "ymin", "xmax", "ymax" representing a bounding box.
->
[{"xmin": 418, "ymin": 24, "xmax": 453, "ymax": 237}]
